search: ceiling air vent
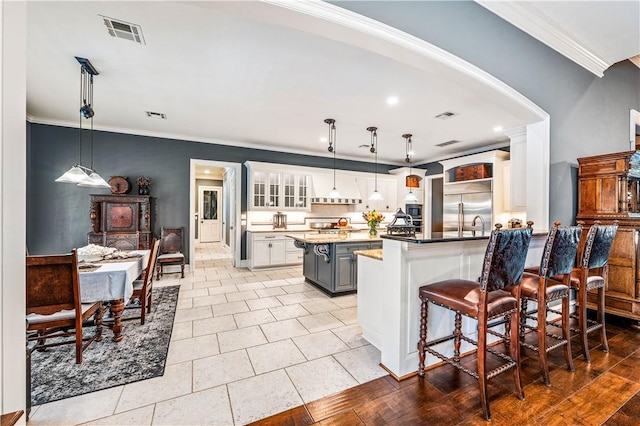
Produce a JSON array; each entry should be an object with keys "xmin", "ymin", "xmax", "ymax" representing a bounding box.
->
[
  {"xmin": 102, "ymin": 16, "xmax": 145, "ymax": 45},
  {"xmin": 436, "ymin": 140, "xmax": 461, "ymax": 147},
  {"xmin": 146, "ymin": 111, "xmax": 167, "ymax": 119},
  {"xmin": 435, "ymin": 111, "xmax": 458, "ymax": 120}
]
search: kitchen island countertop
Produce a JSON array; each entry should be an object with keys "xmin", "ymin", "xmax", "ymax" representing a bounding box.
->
[
  {"xmin": 286, "ymin": 232, "xmax": 382, "ymax": 244},
  {"xmin": 354, "ymin": 249, "xmax": 383, "ymax": 261}
]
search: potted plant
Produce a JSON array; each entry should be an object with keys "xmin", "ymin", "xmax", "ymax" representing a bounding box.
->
[{"xmin": 136, "ymin": 176, "xmax": 151, "ymax": 195}]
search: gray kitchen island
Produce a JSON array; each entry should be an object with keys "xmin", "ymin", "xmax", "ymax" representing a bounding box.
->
[{"xmin": 287, "ymin": 232, "xmax": 382, "ymax": 296}]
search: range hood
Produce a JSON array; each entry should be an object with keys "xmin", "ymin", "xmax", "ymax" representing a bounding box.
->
[{"xmin": 311, "ymin": 172, "xmax": 362, "ymax": 204}]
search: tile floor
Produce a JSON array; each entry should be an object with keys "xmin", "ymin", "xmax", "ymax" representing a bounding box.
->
[{"xmin": 28, "ymin": 242, "xmax": 387, "ymax": 425}]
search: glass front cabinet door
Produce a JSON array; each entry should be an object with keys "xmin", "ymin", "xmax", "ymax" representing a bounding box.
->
[
  {"xmin": 283, "ymin": 173, "xmax": 310, "ymax": 210},
  {"xmin": 251, "ymin": 170, "xmax": 282, "ymax": 209},
  {"xmin": 252, "ymin": 171, "xmax": 267, "ymax": 208},
  {"xmin": 249, "ymin": 166, "xmax": 311, "ymax": 211}
]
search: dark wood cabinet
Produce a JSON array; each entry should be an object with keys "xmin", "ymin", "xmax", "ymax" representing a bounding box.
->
[
  {"xmin": 577, "ymin": 151, "xmax": 640, "ymax": 320},
  {"xmin": 88, "ymin": 194, "xmax": 152, "ymax": 250}
]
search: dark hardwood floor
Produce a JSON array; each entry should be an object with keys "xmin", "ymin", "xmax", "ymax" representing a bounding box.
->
[{"xmin": 251, "ymin": 314, "xmax": 640, "ymax": 425}]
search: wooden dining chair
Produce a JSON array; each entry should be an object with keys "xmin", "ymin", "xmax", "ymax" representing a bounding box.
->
[
  {"xmin": 128, "ymin": 239, "xmax": 160, "ymax": 325},
  {"xmin": 418, "ymin": 223, "xmax": 533, "ymax": 420},
  {"xmin": 26, "ymin": 249, "xmax": 103, "ymax": 364},
  {"xmin": 156, "ymin": 227, "xmax": 185, "ymax": 279}
]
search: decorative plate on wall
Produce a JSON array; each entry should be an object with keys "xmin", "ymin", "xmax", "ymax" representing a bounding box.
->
[{"xmin": 108, "ymin": 176, "xmax": 131, "ymax": 194}]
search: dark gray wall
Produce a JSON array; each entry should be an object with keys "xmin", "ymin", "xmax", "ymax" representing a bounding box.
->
[
  {"xmin": 26, "ymin": 123, "xmax": 396, "ymax": 259},
  {"xmin": 335, "ymin": 0, "xmax": 640, "ymax": 225}
]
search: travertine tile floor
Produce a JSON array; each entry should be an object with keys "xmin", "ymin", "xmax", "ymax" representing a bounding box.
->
[{"xmin": 28, "ymin": 242, "xmax": 387, "ymax": 425}]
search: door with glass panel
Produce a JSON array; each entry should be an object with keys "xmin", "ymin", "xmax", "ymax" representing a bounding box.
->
[{"xmin": 199, "ymin": 186, "xmax": 221, "ymax": 242}]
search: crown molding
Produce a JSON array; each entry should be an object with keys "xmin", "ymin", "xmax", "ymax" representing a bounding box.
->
[
  {"xmin": 476, "ymin": 0, "xmax": 610, "ymax": 78},
  {"xmin": 25, "ymin": 114, "xmax": 407, "ymax": 166}
]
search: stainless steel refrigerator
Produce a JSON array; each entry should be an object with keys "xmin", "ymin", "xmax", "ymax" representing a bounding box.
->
[{"xmin": 443, "ymin": 181, "xmax": 492, "ymax": 237}]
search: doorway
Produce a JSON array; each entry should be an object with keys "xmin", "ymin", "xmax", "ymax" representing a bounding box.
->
[
  {"xmin": 198, "ymin": 186, "xmax": 222, "ymax": 242},
  {"xmin": 190, "ymin": 159, "xmax": 242, "ymax": 267}
]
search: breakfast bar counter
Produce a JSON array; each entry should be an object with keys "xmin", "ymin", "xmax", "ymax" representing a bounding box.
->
[{"xmin": 357, "ymin": 232, "xmax": 545, "ymax": 380}]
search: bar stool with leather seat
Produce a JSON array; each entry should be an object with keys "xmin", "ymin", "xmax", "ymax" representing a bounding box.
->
[
  {"xmin": 570, "ymin": 221, "xmax": 618, "ymax": 363},
  {"xmin": 517, "ymin": 221, "xmax": 582, "ymax": 386},
  {"xmin": 417, "ymin": 222, "xmax": 533, "ymax": 421}
]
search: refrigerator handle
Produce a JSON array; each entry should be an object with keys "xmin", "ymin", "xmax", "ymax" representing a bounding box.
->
[{"xmin": 458, "ymin": 202, "xmax": 463, "ymax": 238}]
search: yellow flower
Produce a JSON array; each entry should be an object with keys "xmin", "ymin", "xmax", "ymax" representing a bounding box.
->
[{"xmin": 363, "ymin": 210, "xmax": 384, "ymax": 226}]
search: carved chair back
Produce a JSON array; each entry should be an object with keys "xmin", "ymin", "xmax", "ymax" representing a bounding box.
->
[
  {"xmin": 580, "ymin": 221, "xmax": 618, "ymax": 270},
  {"xmin": 480, "ymin": 223, "xmax": 533, "ymax": 293},
  {"xmin": 539, "ymin": 221, "xmax": 583, "ymax": 278},
  {"xmin": 26, "ymin": 251, "xmax": 80, "ymax": 317},
  {"xmin": 160, "ymin": 227, "xmax": 184, "ymax": 254}
]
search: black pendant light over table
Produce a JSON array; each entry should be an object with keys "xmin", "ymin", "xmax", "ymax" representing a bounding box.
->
[{"xmin": 55, "ymin": 56, "xmax": 110, "ymax": 188}]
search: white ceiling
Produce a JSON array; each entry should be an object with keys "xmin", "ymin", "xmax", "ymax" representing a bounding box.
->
[
  {"xmin": 26, "ymin": 1, "xmax": 638, "ymax": 166},
  {"xmin": 477, "ymin": 0, "xmax": 640, "ymax": 77}
]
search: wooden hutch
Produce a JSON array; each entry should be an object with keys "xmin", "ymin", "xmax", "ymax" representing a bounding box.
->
[
  {"xmin": 577, "ymin": 150, "xmax": 640, "ymax": 321},
  {"xmin": 88, "ymin": 194, "xmax": 152, "ymax": 250}
]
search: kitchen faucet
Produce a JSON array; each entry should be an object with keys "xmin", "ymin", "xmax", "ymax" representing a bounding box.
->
[{"xmin": 471, "ymin": 215, "xmax": 485, "ymax": 236}]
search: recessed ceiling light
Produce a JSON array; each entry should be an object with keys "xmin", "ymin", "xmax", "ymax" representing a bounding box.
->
[
  {"xmin": 435, "ymin": 111, "xmax": 458, "ymax": 120},
  {"xmin": 386, "ymin": 96, "xmax": 399, "ymax": 106},
  {"xmin": 320, "ymin": 137, "xmax": 328, "ymax": 143},
  {"xmin": 493, "ymin": 126, "xmax": 504, "ymax": 132},
  {"xmin": 204, "ymin": 170, "xmax": 210, "ymax": 175}
]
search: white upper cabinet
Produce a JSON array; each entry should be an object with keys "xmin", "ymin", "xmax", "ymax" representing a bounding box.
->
[
  {"xmin": 246, "ymin": 162, "xmax": 311, "ymax": 211},
  {"xmin": 357, "ymin": 176, "xmax": 398, "ymax": 212},
  {"xmin": 283, "ymin": 172, "xmax": 310, "ymax": 209},
  {"xmin": 251, "ymin": 170, "xmax": 282, "ymax": 209}
]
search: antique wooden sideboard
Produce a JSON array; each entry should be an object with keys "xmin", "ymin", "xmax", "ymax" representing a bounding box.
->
[
  {"xmin": 577, "ymin": 150, "xmax": 640, "ymax": 321},
  {"xmin": 88, "ymin": 194, "xmax": 152, "ymax": 250}
]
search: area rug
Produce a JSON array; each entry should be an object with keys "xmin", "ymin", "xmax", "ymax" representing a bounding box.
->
[{"xmin": 30, "ymin": 285, "xmax": 180, "ymax": 406}]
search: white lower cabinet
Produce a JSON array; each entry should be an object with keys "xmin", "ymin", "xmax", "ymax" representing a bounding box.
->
[
  {"xmin": 248, "ymin": 232, "xmax": 303, "ymax": 269},
  {"xmin": 285, "ymin": 238, "xmax": 304, "ymax": 264}
]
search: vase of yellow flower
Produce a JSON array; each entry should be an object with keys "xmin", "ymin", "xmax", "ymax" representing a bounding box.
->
[{"xmin": 363, "ymin": 210, "xmax": 384, "ymax": 237}]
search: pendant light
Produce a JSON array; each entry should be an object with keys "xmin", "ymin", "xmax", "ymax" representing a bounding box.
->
[
  {"xmin": 56, "ymin": 57, "xmax": 110, "ymax": 188},
  {"xmin": 403, "ymin": 133, "xmax": 418, "ymax": 202},
  {"xmin": 325, "ymin": 118, "xmax": 341, "ymax": 198},
  {"xmin": 367, "ymin": 126, "xmax": 383, "ymax": 201}
]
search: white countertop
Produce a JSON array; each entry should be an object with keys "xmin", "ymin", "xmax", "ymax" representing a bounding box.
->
[{"xmin": 286, "ymin": 232, "xmax": 383, "ymax": 244}]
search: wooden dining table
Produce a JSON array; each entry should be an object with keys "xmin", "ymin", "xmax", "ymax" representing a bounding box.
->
[{"xmin": 78, "ymin": 249, "xmax": 150, "ymax": 341}]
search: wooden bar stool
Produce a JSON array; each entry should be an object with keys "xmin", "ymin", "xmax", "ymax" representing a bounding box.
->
[
  {"xmin": 571, "ymin": 221, "xmax": 618, "ymax": 363},
  {"xmin": 417, "ymin": 222, "xmax": 533, "ymax": 420},
  {"xmin": 518, "ymin": 221, "xmax": 582, "ymax": 386}
]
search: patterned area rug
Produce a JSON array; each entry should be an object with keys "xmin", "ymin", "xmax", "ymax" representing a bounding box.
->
[{"xmin": 30, "ymin": 285, "xmax": 180, "ymax": 406}]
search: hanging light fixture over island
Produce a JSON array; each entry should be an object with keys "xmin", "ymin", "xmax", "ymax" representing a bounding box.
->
[
  {"xmin": 367, "ymin": 126, "xmax": 383, "ymax": 201},
  {"xmin": 403, "ymin": 133, "xmax": 419, "ymax": 202},
  {"xmin": 325, "ymin": 118, "xmax": 341, "ymax": 199}
]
